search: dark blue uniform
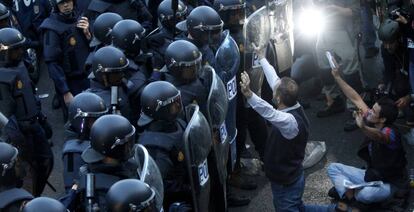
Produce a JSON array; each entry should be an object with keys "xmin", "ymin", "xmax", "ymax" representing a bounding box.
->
[
  {"xmin": 0, "ymin": 62, "xmax": 54, "ymax": 197},
  {"xmin": 85, "ymin": 0, "xmax": 153, "ymax": 32},
  {"xmin": 139, "ymin": 120, "xmax": 192, "ymax": 209},
  {"xmin": 147, "ymin": 27, "xmax": 185, "ymax": 70},
  {"xmin": 40, "ymin": 12, "xmax": 90, "ymax": 96},
  {"xmin": 12, "ymin": 0, "xmax": 51, "ymax": 47}
]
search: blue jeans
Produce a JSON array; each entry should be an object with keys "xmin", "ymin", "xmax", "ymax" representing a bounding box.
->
[
  {"xmin": 270, "ymin": 172, "xmax": 335, "ymax": 212},
  {"xmin": 327, "ymin": 163, "xmax": 391, "ymax": 204},
  {"xmin": 361, "ymin": 5, "xmax": 377, "ymax": 50}
]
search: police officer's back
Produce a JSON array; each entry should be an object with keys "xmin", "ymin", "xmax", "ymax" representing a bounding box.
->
[
  {"xmin": 146, "ymin": 0, "xmax": 188, "ymax": 71},
  {"xmin": 176, "ymin": 5, "xmax": 222, "ymax": 67},
  {"xmin": 87, "ymin": 46, "xmax": 139, "ymax": 123},
  {"xmin": 0, "ymin": 142, "xmax": 33, "ymax": 212},
  {"xmin": 137, "ymin": 81, "xmax": 192, "ymax": 208},
  {"xmin": 163, "ymin": 40, "xmax": 209, "ymax": 113},
  {"xmin": 85, "ymin": 0, "xmax": 153, "ymax": 32},
  {"xmin": 85, "ymin": 12, "xmax": 123, "ymax": 74},
  {"xmin": 62, "ymin": 93, "xmax": 108, "ymax": 190},
  {"xmin": 68, "ymin": 114, "xmax": 137, "ymax": 211},
  {"xmin": 0, "ymin": 28, "xmax": 53, "ymax": 197}
]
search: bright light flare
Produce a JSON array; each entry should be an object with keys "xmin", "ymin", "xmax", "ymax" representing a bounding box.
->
[{"xmin": 298, "ymin": 8, "xmax": 325, "ymax": 36}]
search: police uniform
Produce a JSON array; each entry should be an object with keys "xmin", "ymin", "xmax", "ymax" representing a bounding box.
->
[
  {"xmin": 139, "ymin": 120, "xmax": 192, "ymax": 208},
  {"xmin": 0, "ymin": 187, "xmax": 33, "ymax": 211},
  {"xmin": 85, "ymin": 0, "xmax": 153, "ymax": 32},
  {"xmin": 147, "ymin": 27, "xmax": 185, "ymax": 71},
  {"xmin": 41, "ymin": 12, "xmax": 90, "ymax": 97},
  {"xmin": 0, "ymin": 62, "xmax": 53, "ymax": 197},
  {"xmin": 67, "ymin": 160, "xmax": 139, "ymax": 211}
]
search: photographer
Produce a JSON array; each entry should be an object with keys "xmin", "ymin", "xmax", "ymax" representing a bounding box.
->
[
  {"xmin": 326, "ymin": 58, "xmax": 408, "ymax": 207},
  {"xmin": 378, "ymin": 19, "xmax": 414, "ymax": 127}
]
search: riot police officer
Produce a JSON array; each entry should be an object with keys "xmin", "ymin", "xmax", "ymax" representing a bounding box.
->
[
  {"xmin": 164, "ymin": 40, "xmax": 209, "ymax": 113},
  {"xmin": 0, "ymin": 28, "xmax": 53, "ymax": 197},
  {"xmin": 146, "ymin": 0, "xmax": 188, "ymax": 71},
  {"xmin": 106, "ymin": 179, "xmax": 157, "ymax": 212},
  {"xmin": 84, "ymin": 0, "xmax": 153, "ymax": 32},
  {"xmin": 176, "ymin": 5, "xmax": 222, "ymax": 67},
  {"xmin": 0, "ymin": 142, "xmax": 33, "ymax": 212},
  {"xmin": 87, "ymin": 46, "xmax": 142, "ymax": 124},
  {"xmin": 90, "ymin": 12, "xmax": 122, "ymax": 49},
  {"xmin": 22, "ymin": 197, "xmax": 67, "ymax": 212},
  {"xmin": 137, "ymin": 81, "xmax": 192, "ymax": 209},
  {"xmin": 62, "ymin": 92, "xmax": 108, "ymax": 190},
  {"xmin": 67, "ymin": 114, "xmax": 137, "ymax": 211},
  {"xmin": 85, "ymin": 12, "xmax": 123, "ymax": 74},
  {"xmin": 41, "ymin": 0, "xmax": 92, "ymax": 121}
]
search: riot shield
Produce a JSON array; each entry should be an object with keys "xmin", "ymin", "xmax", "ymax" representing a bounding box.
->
[
  {"xmin": 215, "ymin": 30, "xmax": 240, "ymax": 80},
  {"xmin": 204, "ymin": 66, "xmax": 229, "ymax": 211},
  {"xmin": 183, "ymin": 104, "xmax": 212, "ymax": 212},
  {"xmin": 134, "ymin": 144, "xmax": 164, "ymax": 212},
  {"xmin": 268, "ymin": 0, "xmax": 293, "ymax": 73},
  {"xmin": 204, "ymin": 66, "xmax": 229, "ymax": 183},
  {"xmin": 243, "ymin": 5, "xmax": 270, "ymax": 96},
  {"xmin": 214, "ymin": 30, "xmax": 239, "ymax": 171}
]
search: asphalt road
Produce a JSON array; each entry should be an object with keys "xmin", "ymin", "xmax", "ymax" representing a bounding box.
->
[{"xmin": 36, "ymin": 50, "xmax": 414, "ymax": 211}]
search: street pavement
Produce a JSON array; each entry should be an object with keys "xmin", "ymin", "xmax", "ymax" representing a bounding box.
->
[{"xmin": 36, "ymin": 50, "xmax": 414, "ymax": 211}]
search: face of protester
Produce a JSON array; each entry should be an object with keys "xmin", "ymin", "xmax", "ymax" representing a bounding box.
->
[
  {"xmin": 57, "ymin": 0, "xmax": 74, "ymax": 15},
  {"xmin": 365, "ymin": 103, "xmax": 385, "ymax": 125},
  {"xmin": 272, "ymin": 81, "xmax": 282, "ymax": 108},
  {"xmin": 383, "ymin": 40, "xmax": 399, "ymax": 54}
]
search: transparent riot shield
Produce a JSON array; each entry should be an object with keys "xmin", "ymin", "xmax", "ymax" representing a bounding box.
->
[
  {"xmin": 134, "ymin": 144, "xmax": 164, "ymax": 212},
  {"xmin": 214, "ymin": 30, "xmax": 240, "ymax": 172},
  {"xmin": 215, "ymin": 30, "xmax": 240, "ymax": 78},
  {"xmin": 243, "ymin": 5, "xmax": 270, "ymax": 96},
  {"xmin": 183, "ymin": 104, "xmax": 212, "ymax": 212},
  {"xmin": 204, "ymin": 66, "xmax": 229, "ymax": 211},
  {"xmin": 268, "ymin": 0, "xmax": 294, "ymax": 73},
  {"xmin": 204, "ymin": 66, "xmax": 229, "ymax": 184}
]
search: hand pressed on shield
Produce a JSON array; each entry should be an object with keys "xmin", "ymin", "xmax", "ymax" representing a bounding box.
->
[
  {"xmin": 240, "ymin": 71, "xmax": 253, "ymax": 98},
  {"xmin": 252, "ymin": 43, "xmax": 266, "ymax": 60}
]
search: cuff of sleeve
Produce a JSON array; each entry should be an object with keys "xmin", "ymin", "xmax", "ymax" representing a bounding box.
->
[
  {"xmin": 259, "ymin": 58, "xmax": 269, "ymax": 66},
  {"xmin": 246, "ymin": 93, "xmax": 259, "ymax": 107}
]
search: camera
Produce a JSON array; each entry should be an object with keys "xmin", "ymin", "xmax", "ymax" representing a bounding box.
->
[{"xmin": 389, "ymin": 7, "xmax": 411, "ymax": 20}]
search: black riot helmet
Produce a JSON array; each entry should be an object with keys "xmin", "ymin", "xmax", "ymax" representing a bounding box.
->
[
  {"xmin": 164, "ymin": 40, "xmax": 202, "ymax": 82},
  {"xmin": 138, "ymin": 81, "xmax": 182, "ymax": 126},
  {"xmin": 111, "ymin": 19, "xmax": 146, "ymax": 57},
  {"xmin": 68, "ymin": 93, "xmax": 108, "ymax": 139},
  {"xmin": 157, "ymin": 0, "xmax": 188, "ymax": 32},
  {"xmin": 81, "ymin": 114, "xmax": 136, "ymax": 163},
  {"xmin": 0, "ymin": 142, "xmax": 18, "ymax": 185},
  {"xmin": 92, "ymin": 46, "xmax": 129, "ymax": 87},
  {"xmin": 0, "ymin": 3, "xmax": 10, "ymax": 21},
  {"xmin": 90, "ymin": 12, "xmax": 123, "ymax": 48},
  {"xmin": 213, "ymin": 0, "xmax": 246, "ymax": 27},
  {"xmin": 378, "ymin": 19, "xmax": 400, "ymax": 42},
  {"xmin": 106, "ymin": 179, "xmax": 157, "ymax": 212},
  {"xmin": 176, "ymin": 6, "xmax": 223, "ymax": 46},
  {"xmin": 22, "ymin": 197, "xmax": 67, "ymax": 212},
  {"xmin": 0, "ymin": 27, "xmax": 26, "ymax": 66}
]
